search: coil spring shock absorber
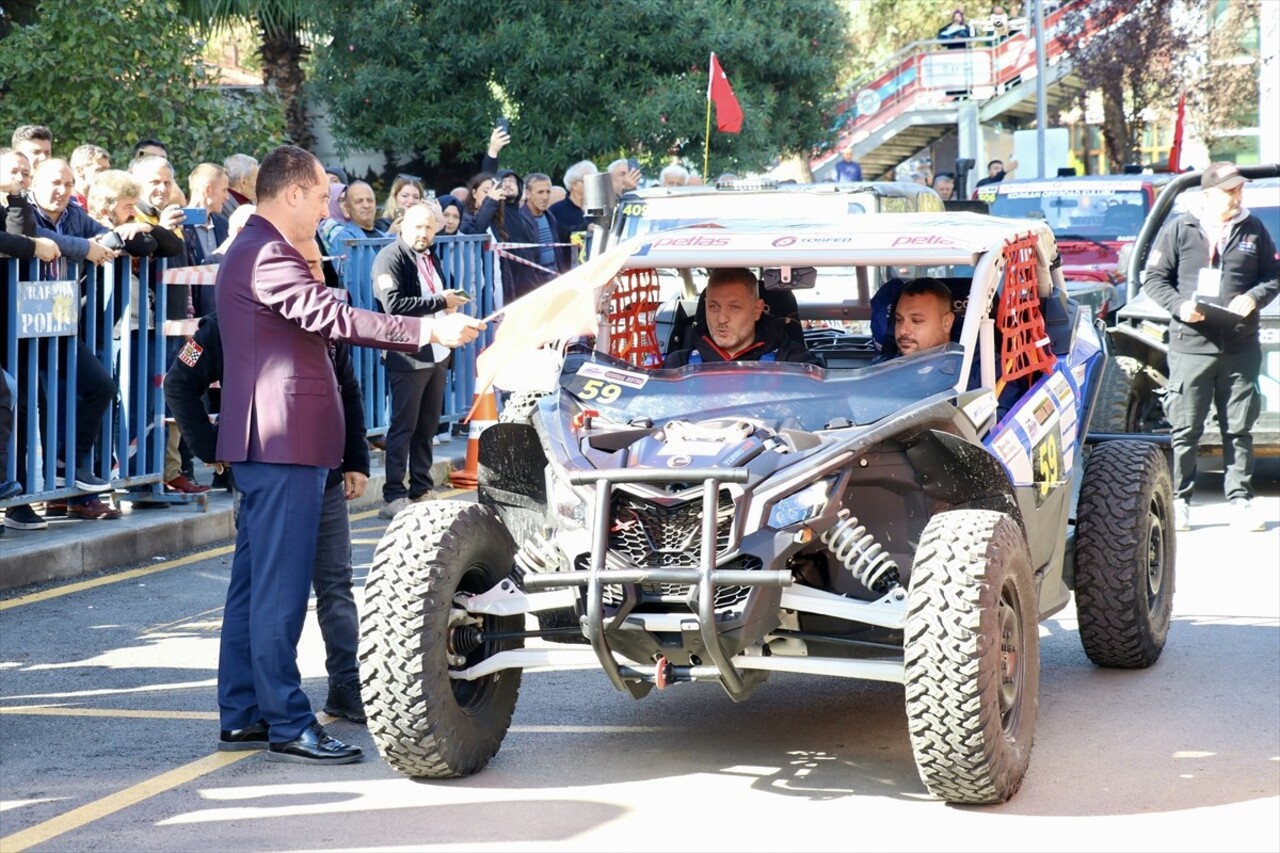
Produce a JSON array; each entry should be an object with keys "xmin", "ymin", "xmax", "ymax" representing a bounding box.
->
[{"xmin": 819, "ymin": 509, "xmax": 900, "ymax": 592}]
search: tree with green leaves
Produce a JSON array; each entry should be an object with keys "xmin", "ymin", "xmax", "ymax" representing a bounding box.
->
[
  {"xmin": 844, "ymin": 0, "xmax": 954, "ymax": 84},
  {"xmin": 177, "ymin": 0, "xmax": 320, "ymax": 150},
  {"xmin": 1186, "ymin": 0, "xmax": 1261, "ymax": 158},
  {"xmin": 0, "ymin": 0, "xmax": 285, "ymax": 175},
  {"xmin": 1055, "ymin": 0, "xmax": 1202, "ymax": 170},
  {"xmin": 311, "ymin": 0, "xmax": 849, "ymax": 186}
]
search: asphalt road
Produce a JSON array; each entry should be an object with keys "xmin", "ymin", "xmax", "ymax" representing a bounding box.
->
[{"xmin": 1, "ymin": 466, "xmax": 1277, "ymax": 853}]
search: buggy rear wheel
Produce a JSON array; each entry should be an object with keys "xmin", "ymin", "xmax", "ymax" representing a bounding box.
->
[
  {"xmin": 905, "ymin": 510, "xmax": 1039, "ymax": 805},
  {"xmin": 361, "ymin": 502, "xmax": 522, "ymax": 778},
  {"xmin": 1073, "ymin": 440, "xmax": 1175, "ymax": 668}
]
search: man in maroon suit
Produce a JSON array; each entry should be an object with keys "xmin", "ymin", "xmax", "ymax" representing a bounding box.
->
[{"xmin": 213, "ymin": 145, "xmax": 484, "ymax": 765}]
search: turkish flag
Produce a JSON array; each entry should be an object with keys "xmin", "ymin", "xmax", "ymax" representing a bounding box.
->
[{"xmin": 708, "ymin": 53, "xmax": 743, "ymax": 134}]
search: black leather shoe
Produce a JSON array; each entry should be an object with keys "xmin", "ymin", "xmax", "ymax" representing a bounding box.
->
[
  {"xmin": 218, "ymin": 720, "xmax": 269, "ymax": 751},
  {"xmin": 266, "ymin": 721, "xmax": 363, "ymax": 765}
]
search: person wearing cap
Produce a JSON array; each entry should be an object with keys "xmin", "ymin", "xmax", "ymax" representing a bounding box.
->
[{"xmin": 1143, "ymin": 161, "xmax": 1279, "ymax": 533}]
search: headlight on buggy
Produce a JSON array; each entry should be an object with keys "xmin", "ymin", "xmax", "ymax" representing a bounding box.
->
[
  {"xmin": 548, "ymin": 473, "xmax": 588, "ymax": 530},
  {"xmin": 766, "ymin": 477, "xmax": 837, "ymax": 529}
]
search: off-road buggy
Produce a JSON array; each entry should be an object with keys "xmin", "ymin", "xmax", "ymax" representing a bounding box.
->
[{"xmin": 360, "ymin": 207, "xmax": 1175, "ymax": 805}]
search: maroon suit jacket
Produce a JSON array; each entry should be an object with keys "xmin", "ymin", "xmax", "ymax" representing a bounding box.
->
[{"xmin": 215, "ymin": 215, "xmax": 422, "ymax": 469}]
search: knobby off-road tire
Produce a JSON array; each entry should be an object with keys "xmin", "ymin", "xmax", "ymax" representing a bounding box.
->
[
  {"xmin": 1087, "ymin": 355, "xmax": 1145, "ymax": 434},
  {"xmin": 361, "ymin": 502, "xmax": 523, "ymax": 778},
  {"xmin": 1073, "ymin": 440, "xmax": 1175, "ymax": 668},
  {"xmin": 905, "ymin": 510, "xmax": 1039, "ymax": 805}
]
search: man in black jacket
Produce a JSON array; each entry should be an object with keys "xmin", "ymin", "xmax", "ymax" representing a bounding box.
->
[
  {"xmin": 1143, "ymin": 161, "xmax": 1280, "ymax": 532},
  {"xmin": 25, "ymin": 159, "xmax": 125, "ymax": 520},
  {"xmin": 371, "ymin": 204, "xmax": 469, "ymax": 519},
  {"xmin": 163, "ymin": 241, "xmax": 372, "ymax": 723},
  {"xmin": 665, "ymin": 269, "xmax": 816, "ymax": 367},
  {"xmin": 1, "ymin": 152, "xmax": 61, "ymax": 532}
]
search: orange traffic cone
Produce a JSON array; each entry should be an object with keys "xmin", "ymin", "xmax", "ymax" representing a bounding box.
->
[{"xmin": 449, "ymin": 389, "xmax": 499, "ymax": 490}]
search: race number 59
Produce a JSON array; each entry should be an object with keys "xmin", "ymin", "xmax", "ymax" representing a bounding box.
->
[
  {"xmin": 579, "ymin": 379, "xmax": 622, "ymax": 403},
  {"xmin": 1033, "ymin": 427, "xmax": 1063, "ymax": 500}
]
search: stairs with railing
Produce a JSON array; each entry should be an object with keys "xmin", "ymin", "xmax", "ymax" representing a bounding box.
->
[{"xmin": 812, "ymin": 0, "xmax": 1116, "ymax": 181}]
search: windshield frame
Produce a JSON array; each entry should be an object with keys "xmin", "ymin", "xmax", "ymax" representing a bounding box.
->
[
  {"xmin": 988, "ymin": 188, "xmax": 1150, "ymax": 242},
  {"xmin": 556, "ymin": 347, "xmax": 967, "ymax": 432}
]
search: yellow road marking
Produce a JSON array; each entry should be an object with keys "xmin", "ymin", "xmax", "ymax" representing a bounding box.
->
[
  {"xmin": 0, "ymin": 545, "xmax": 237, "ymax": 612},
  {"xmin": 146, "ymin": 606, "xmax": 226, "ymax": 635},
  {"xmin": 0, "ymin": 705, "xmax": 219, "ymax": 721},
  {"xmin": 0, "ymin": 751, "xmax": 254, "ymax": 852},
  {"xmin": 0, "ymin": 707, "xmax": 666, "ymax": 735}
]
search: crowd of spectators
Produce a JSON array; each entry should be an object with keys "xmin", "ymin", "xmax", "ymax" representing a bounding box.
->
[{"xmin": 2, "ymin": 120, "xmax": 700, "ymax": 531}]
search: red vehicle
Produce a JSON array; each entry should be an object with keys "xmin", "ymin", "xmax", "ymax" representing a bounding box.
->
[{"xmin": 977, "ymin": 174, "xmax": 1174, "ymax": 320}]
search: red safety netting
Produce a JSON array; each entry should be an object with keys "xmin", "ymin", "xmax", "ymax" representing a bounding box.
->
[
  {"xmin": 606, "ymin": 269, "xmax": 662, "ymax": 368},
  {"xmin": 997, "ymin": 235, "xmax": 1056, "ymax": 392}
]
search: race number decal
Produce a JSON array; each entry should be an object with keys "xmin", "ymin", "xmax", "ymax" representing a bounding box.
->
[
  {"xmin": 1032, "ymin": 424, "xmax": 1064, "ymax": 503},
  {"xmin": 575, "ymin": 378, "xmax": 624, "ymax": 404},
  {"xmin": 566, "ymin": 362, "xmax": 648, "ymax": 406}
]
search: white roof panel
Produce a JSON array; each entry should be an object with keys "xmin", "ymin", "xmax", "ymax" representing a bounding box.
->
[{"xmin": 622, "ymin": 212, "xmax": 1057, "ymax": 268}]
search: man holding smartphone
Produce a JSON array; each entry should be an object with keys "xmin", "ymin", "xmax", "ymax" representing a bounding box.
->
[
  {"xmin": 371, "ymin": 203, "xmax": 471, "ymax": 518},
  {"xmin": 183, "ymin": 163, "xmax": 231, "ymax": 271}
]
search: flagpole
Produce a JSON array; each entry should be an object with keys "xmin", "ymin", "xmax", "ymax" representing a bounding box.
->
[
  {"xmin": 704, "ymin": 53, "xmax": 714, "ymax": 182},
  {"xmin": 703, "ymin": 97, "xmax": 712, "ymax": 183}
]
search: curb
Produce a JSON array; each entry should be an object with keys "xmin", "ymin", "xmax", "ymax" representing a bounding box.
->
[{"xmin": 0, "ymin": 450, "xmax": 464, "ymax": 594}]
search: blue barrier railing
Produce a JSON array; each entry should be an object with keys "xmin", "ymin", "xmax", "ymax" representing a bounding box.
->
[
  {"xmin": 2, "ymin": 232, "xmax": 498, "ymax": 516},
  {"xmin": 2, "ymin": 254, "xmax": 182, "ymax": 512},
  {"xmin": 337, "ymin": 234, "xmax": 497, "ymax": 435}
]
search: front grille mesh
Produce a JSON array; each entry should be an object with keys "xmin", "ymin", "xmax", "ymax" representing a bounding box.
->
[
  {"xmin": 573, "ymin": 490, "xmax": 762, "ymax": 609},
  {"xmin": 608, "ymin": 490, "xmax": 735, "ymax": 567}
]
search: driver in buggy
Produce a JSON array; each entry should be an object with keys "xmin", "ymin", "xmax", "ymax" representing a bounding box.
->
[
  {"xmin": 664, "ymin": 267, "xmax": 817, "ymax": 367},
  {"xmin": 881, "ymin": 276, "xmax": 1027, "ymax": 415}
]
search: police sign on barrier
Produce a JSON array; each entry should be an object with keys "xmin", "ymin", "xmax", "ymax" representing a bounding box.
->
[
  {"xmin": 16, "ymin": 280, "xmax": 79, "ymax": 339},
  {"xmin": 1, "ymin": 256, "xmax": 177, "ymax": 512}
]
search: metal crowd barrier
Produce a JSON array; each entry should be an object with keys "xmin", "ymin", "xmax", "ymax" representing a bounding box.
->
[
  {"xmin": 2, "ymin": 233, "xmax": 498, "ymax": 514},
  {"xmin": 2, "ymin": 254, "xmax": 184, "ymax": 511},
  {"xmin": 337, "ymin": 234, "xmax": 497, "ymax": 436}
]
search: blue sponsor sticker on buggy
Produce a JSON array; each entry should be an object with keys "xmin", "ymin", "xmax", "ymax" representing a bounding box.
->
[{"xmin": 984, "ymin": 364, "xmax": 1078, "ymax": 501}]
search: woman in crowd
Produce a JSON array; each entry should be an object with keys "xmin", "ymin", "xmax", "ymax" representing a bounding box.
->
[
  {"xmin": 320, "ymin": 183, "xmax": 349, "ymax": 253},
  {"xmin": 375, "ymin": 175, "xmax": 425, "ymax": 234},
  {"xmin": 437, "ymin": 194, "xmax": 464, "ymax": 236},
  {"xmin": 459, "ymin": 172, "xmax": 505, "ymax": 238}
]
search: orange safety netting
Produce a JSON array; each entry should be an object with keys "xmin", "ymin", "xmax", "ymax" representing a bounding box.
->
[
  {"xmin": 997, "ymin": 235, "xmax": 1056, "ymax": 393},
  {"xmin": 606, "ymin": 269, "xmax": 662, "ymax": 368}
]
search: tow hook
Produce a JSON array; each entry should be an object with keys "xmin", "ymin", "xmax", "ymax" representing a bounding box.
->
[{"xmin": 655, "ymin": 656, "xmax": 674, "ymax": 690}]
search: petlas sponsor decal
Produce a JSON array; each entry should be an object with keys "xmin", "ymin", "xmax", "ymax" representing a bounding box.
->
[{"xmin": 648, "ymin": 235, "xmax": 732, "ymax": 248}]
